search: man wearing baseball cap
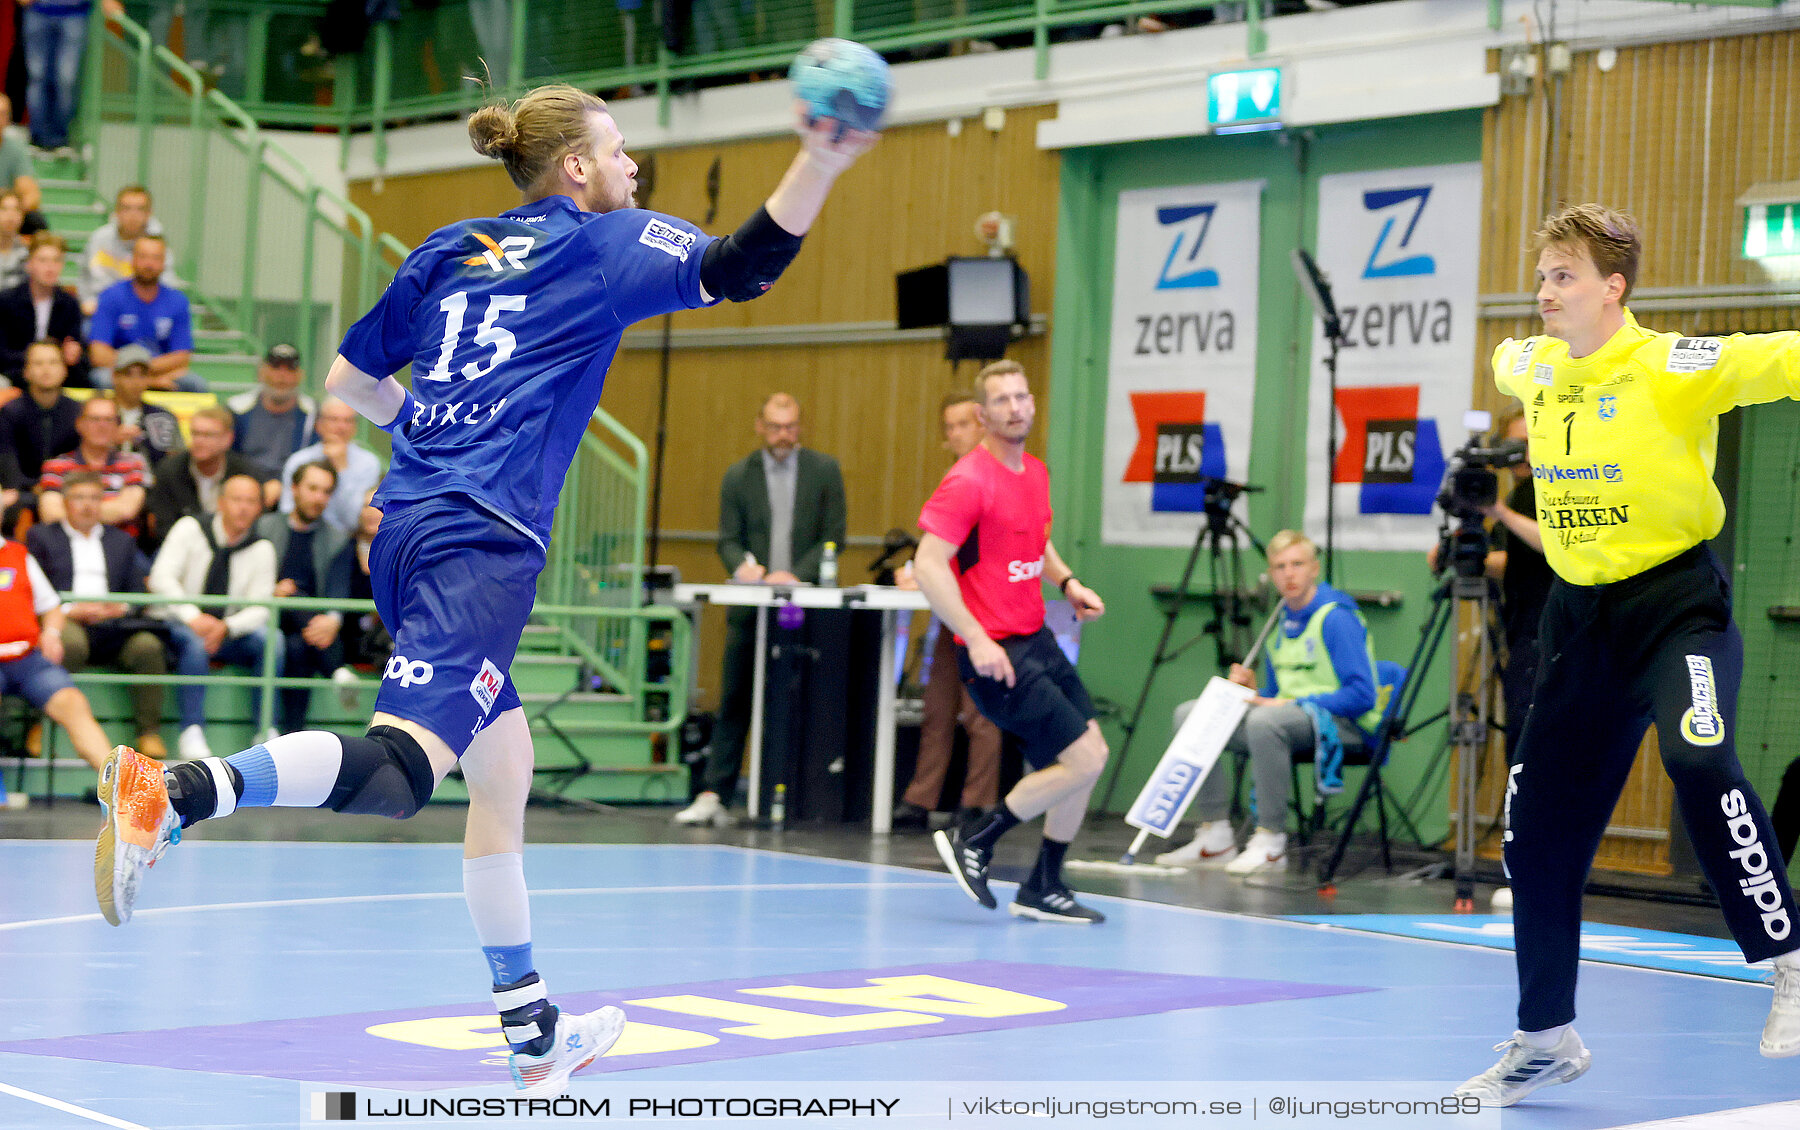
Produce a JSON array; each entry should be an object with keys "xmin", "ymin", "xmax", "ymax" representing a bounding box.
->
[
  {"xmin": 227, "ymin": 344, "xmax": 316, "ymax": 508},
  {"xmin": 109, "ymin": 345, "xmax": 183, "ymax": 467}
]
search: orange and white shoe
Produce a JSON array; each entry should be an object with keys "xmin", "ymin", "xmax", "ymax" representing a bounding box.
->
[{"xmin": 94, "ymin": 745, "xmax": 180, "ymax": 926}]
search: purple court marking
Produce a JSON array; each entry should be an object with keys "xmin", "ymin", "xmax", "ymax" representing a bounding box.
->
[{"xmin": 0, "ymin": 961, "xmax": 1371, "ymax": 1087}]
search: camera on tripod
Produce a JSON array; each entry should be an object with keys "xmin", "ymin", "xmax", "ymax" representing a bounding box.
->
[{"xmin": 1434, "ymin": 410, "xmax": 1528, "ymax": 578}]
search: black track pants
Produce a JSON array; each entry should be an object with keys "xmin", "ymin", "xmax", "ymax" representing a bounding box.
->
[{"xmin": 1505, "ymin": 545, "xmax": 1798, "ymax": 1032}]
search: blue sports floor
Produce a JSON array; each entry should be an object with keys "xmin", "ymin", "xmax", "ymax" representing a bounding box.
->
[{"xmin": 0, "ymin": 839, "xmax": 1795, "ymax": 1129}]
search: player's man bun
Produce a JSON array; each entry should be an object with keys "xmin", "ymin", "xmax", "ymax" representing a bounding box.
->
[{"xmin": 467, "ymin": 84, "xmax": 610, "ymax": 194}]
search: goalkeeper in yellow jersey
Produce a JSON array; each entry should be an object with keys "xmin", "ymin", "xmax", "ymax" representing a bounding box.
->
[{"xmin": 1456, "ymin": 204, "xmax": 1800, "ymax": 1107}]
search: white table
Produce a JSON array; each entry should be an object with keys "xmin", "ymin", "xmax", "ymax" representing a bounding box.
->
[{"xmin": 672, "ymin": 583, "xmax": 931, "ymax": 834}]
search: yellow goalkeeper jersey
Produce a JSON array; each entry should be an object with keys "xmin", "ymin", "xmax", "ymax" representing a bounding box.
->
[{"xmin": 1494, "ymin": 310, "xmax": 1800, "ymax": 585}]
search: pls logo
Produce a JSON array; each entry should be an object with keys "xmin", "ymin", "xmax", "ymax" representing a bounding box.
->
[
  {"xmin": 1155, "ymin": 204, "xmax": 1221, "ymax": 289},
  {"xmin": 1333, "ymin": 385, "xmax": 1444, "ymax": 516},
  {"xmin": 1124, "ymin": 391, "xmax": 1227, "ymax": 512},
  {"xmin": 1361, "ymin": 186, "xmax": 1436, "ymax": 279}
]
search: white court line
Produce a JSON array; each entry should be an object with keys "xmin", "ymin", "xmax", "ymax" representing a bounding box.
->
[
  {"xmin": 0, "ymin": 881, "xmax": 946, "ymax": 933},
  {"xmin": 0, "ymin": 1082, "xmax": 152, "ymax": 1130},
  {"xmin": 1600, "ymin": 1100, "xmax": 1800, "ymax": 1129}
]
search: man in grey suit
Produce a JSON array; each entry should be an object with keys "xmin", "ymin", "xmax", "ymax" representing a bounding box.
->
[{"xmin": 675, "ymin": 392, "xmax": 846, "ymax": 825}]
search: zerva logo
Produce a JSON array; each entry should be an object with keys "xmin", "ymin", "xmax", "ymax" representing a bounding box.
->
[
  {"xmin": 1154, "ymin": 204, "xmax": 1221, "ymax": 290},
  {"xmin": 1361, "ymin": 186, "xmax": 1436, "ymax": 279}
]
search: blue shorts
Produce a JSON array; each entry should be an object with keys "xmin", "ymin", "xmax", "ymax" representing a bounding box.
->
[
  {"xmin": 367, "ymin": 495, "xmax": 541, "ymax": 755},
  {"xmin": 0, "ymin": 650, "xmax": 74, "ymax": 709}
]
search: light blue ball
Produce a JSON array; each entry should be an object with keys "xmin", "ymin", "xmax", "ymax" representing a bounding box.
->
[{"xmin": 789, "ymin": 38, "xmax": 890, "ymax": 136}]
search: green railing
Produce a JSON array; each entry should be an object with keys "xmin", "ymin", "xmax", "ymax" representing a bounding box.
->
[
  {"xmin": 114, "ymin": 0, "xmax": 1272, "ymax": 172},
  {"xmin": 36, "ymin": 592, "xmax": 688, "ymax": 739},
  {"xmin": 82, "ymin": 7, "xmax": 410, "ymax": 378}
]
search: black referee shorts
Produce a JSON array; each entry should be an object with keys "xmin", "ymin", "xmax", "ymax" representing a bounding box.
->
[{"xmin": 957, "ymin": 626, "xmax": 1096, "ymax": 770}]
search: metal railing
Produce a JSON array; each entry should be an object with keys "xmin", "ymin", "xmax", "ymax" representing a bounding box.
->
[
  {"xmin": 36, "ymin": 591, "xmax": 688, "ymax": 737},
  {"xmin": 81, "ymin": 7, "xmax": 410, "ymax": 377}
]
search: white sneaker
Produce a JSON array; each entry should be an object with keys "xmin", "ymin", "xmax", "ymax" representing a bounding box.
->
[
  {"xmin": 177, "ymin": 725, "xmax": 212, "ymax": 761},
  {"xmin": 1454, "ymin": 1028, "xmax": 1590, "ymax": 1107},
  {"xmin": 509, "ymin": 1005, "xmax": 625, "ymax": 1096},
  {"xmin": 1154, "ymin": 819, "xmax": 1239, "ymax": 867},
  {"xmin": 332, "ymin": 665, "xmax": 362, "ymax": 710},
  {"xmin": 1762, "ymin": 962, "xmax": 1800, "ymax": 1057},
  {"xmin": 1225, "ymin": 829, "xmax": 1287, "ymax": 875},
  {"xmin": 672, "ymin": 791, "xmax": 728, "ymax": 826}
]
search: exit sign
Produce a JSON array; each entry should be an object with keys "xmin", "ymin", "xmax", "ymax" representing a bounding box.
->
[
  {"xmin": 1208, "ymin": 68, "xmax": 1282, "ymax": 132},
  {"xmin": 1744, "ymin": 202, "xmax": 1800, "ymax": 258}
]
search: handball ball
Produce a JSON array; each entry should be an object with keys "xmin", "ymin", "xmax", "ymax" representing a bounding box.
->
[{"xmin": 790, "ymin": 38, "xmax": 890, "ymax": 137}]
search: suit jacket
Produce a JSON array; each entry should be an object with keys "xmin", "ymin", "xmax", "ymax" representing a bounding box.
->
[
  {"xmin": 142, "ymin": 450, "xmax": 271, "ymax": 551},
  {"xmin": 717, "ymin": 447, "xmax": 847, "ymax": 583},
  {"xmin": 26, "ymin": 520, "xmax": 148, "ymax": 596},
  {"xmin": 0, "ymin": 281, "xmax": 88, "ymax": 385}
]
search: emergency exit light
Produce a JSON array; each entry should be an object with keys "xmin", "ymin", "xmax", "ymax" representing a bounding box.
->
[{"xmin": 1208, "ymin": 68, "xmax": 1282, "ymax": 133}]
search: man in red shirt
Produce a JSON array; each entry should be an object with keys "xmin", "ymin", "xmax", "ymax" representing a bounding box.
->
[
  {"xmin": 914, "ymin": 360, "xmax": 1110, "ymax": 923},
  {"xmin": 36, "ymin": 394, "xmax": 151, "ymax": 540}
]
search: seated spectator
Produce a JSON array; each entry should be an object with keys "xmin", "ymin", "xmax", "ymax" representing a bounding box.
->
[
  {"xmin": 1157, "ymin": 530, "xmax": 1388, "ymax": 876},
  {"xmin": 279, "ymin": 397, "xmax": 381, "ymax": 534},
  {"xmin": 0, "ymin": 191, "xmax": 27, "ymax": 292},
  {"xmin": 26, "ymin": 470, "xmax": 170, "ymax": 759},
  {"xmin": 36, "ymin": 396, "xmax": 150, "ymax": 539},
  {"xmin": 148, "ymin": 473, "xmax": 280, "ymax": 761},
  {"xmin": 0, "ymin": 339, "xmax": 80, "ymax": 503},
  {"xmin": 79, "ymin": 184, "xmax": 168, "ymax": 316},
  {"xmin": 0, "ymin": 95, "xmax": 46, "ymax": 235},
  {"xmin": 0, "ymin": 233, "xmax": 87, "ymax": 387},
  {"xmin": 229, "ymin": 344, "xmax": 314, "ymax": 497},
  {"xmin": 143, "ymin": 405, "xmax": 271, "ymax": 551},
  {"xmin": 257, "ymin": 460, "xmax": 351, "ymax": 734},
  {"xmin": 0, "ymin": 529, "xmax": 116, "ymax": 772},
  {"xmin": 109, "ymin": 345, "xmax": 182, "ymax": 465},
  {"xmin": 89, "ymin": 235, "xmax": 201, "ymax": 392}
]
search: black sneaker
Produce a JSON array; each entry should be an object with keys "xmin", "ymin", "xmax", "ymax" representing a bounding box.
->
[
  {"xmin": 891, "ymin": 801, "xmax": 930, "ymax": 831},
  {"xmin": 1010, "ymin": 882, "xmax": 1106, "ymax": 924},
  {"xmin": 933, "ymin": 827, "xmax": 996, "ymax": 909}
]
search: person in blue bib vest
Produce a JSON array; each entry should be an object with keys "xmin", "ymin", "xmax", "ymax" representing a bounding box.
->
[{"xmin": 1158, "ymin": 529, "xmax": 1386, "ymax": 875}]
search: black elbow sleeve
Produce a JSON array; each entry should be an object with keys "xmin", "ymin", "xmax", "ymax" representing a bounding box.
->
[{"xmin": 700, "ymin": 206, "xmax": 805, "ymax": 302}]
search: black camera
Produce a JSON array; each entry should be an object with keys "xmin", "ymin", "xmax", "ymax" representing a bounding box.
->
[{"xmin": 1433, "ymin": 430, "xmax": 1528, "ymax": 578}]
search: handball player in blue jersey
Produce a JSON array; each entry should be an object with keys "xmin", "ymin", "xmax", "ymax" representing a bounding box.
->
[{"xmin": 92, "ymin": 83, "xmax": 876, "ymax": 1095}]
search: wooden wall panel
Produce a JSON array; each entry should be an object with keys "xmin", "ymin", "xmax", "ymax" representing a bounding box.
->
[
  {"xmin": 1477, "ymin": 30, "xmax": 1800, "ymax": 876},
  {"xmin": 349, "ymin": 105, "xmax": 1063, "ymax": 708}
]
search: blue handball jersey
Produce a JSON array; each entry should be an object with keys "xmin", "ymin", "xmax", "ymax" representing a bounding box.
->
[{"xmin": 339, "ymin": 194, "xmax": 718, "ymax": 543}]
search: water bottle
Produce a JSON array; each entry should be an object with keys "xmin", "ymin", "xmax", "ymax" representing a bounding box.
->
[
  {"xmin": 771, "ymin": 782, "xmax": 787, "ymax": 826},
  {"xmin": 819, "ymin": 541, "xmax": 839, "ymax": 587}
]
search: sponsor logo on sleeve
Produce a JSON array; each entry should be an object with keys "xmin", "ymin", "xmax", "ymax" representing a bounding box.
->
[
  {"xmin": 1511, "ymin": 338, "xmax": 1538, "ymax": 376},
  {"xmin": 639, "ymin": 218, "xmax": 697, "ymax": 261},
  {"xmin": 1667, "ymin": 336, "xmax": 1723, "ymax": 373}
]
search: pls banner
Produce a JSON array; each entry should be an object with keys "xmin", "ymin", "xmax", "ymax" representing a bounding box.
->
[
  {"xmin": 1102, "ymin": 180, "xmax": 1262, "ymax": 547},
  {"xmin": 1303, "ymin": 163, "xmax": 1482, "ymax": 552}
]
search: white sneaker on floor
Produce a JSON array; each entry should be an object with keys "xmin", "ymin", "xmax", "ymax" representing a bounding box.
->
[
  {"xmin": 177, "ymin": 725, "xmax": 212, "ymax": 762},
  {"xmin": 1454, "ymin": 1028, "xmax": 1590, "ymax": 1107},
  {"xmin": 1225, "ymin": 829, "xmax": 1287, "ymax": 875},
  {"xmin": 1762, "ymin": 963, "xmax": 1800, "ymax": 1057},
  {"xmin": 672, "ymin": 791, "xmax": 728, "ymax": 826},
  {"xmin": 509, "ymin": 1005, "xmax": 625, "ymax": 1096},
  {"xmin": 1155, "ymin": 819, "xmax": 1239, "ymax": 867}
]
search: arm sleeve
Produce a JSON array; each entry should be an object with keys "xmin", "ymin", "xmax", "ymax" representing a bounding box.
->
[
  {"xmin": 1655, "ymin": 331, "xmax": 1800, "ymax": 419},
  {"xmin": 148, "ymin": 518, "xmax": 203, "ymax": 624},
  {"xmin": 1303, "ymin": 606, "xmax": 1378, "ymax": 719},
  {"xmin": 717, "ymin": 464, "xmax": 749, "ymax": 574},
  {"xmin": 338, "ymin": 251, "xmax": 429, "ymax": 378},
  {"xmin": 793, "ymin": 456, "xmax": 848, "ymax": 582},
  {"xmin": 1493, "ymin": 337, "xmax": 1534, "ymax": 399},
  {"xmin": 591, "ymin": 210, "xmax": 719, "ymax": 328},
  {"xmin": 167, "ymin": 292, "xmax": 194, "ymax": 352},
  {"xmin": 89, "ymin": 287, "xmax": 120, "ymax": 346},
  {"xmin": 223, "ymin": 543, "xmax": 275, "ymax": 637},
  {"xmin": 919, "ymin": 464, "xmax": 982, "ymax": 548},
  {"xmin": 25, "ymin": 553, "xmax": 57, "ymax": 616}
]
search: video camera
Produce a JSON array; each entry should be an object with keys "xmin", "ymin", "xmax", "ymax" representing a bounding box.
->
[{"xmin": 1433, "ymin": 410, "xmax": 1529, "ymax": 578}]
